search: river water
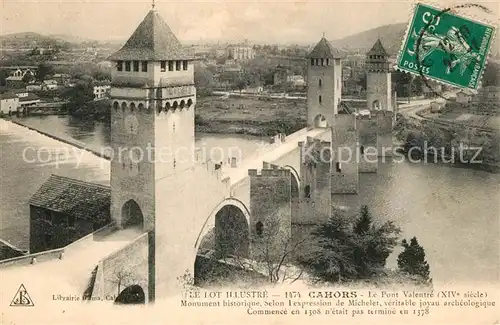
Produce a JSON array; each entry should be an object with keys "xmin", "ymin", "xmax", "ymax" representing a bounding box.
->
[{"xmin": 0, "ymin": 115, "xmax": 498, "ymax": 285}]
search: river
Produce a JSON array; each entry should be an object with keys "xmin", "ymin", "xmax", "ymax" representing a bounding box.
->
[{"xmin": 0, "ymin": 115, "xmax": 498, "ymax": 285}]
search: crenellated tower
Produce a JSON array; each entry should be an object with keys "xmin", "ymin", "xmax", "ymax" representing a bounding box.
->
[
  {"xmin": 366, "ymin": 39, "xmax": 392, "ymax": 112},
  {"xmin": 307, "ymin": 37, "xmax": 343, "ymax": 128},
  {"xmin": 108, "ymin": 8, "xmax": 196, "ymax": 232}
]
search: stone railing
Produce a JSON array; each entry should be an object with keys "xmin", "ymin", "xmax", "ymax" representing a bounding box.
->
[{"xmin": 0, "ymin": 222, "xmax": 116, "ymax": 269}]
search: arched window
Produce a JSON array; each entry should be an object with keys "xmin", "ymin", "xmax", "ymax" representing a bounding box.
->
[
  {"xmin": 187, "ymin": 99, "xmax": 193, "ymax": 107},
  {"xmin": 130, "ymin": 103, "xmax": 136, "ymax": 112},
  {"xmin": 138, "ymin": 103, "xmax": 144, "ymax": 111},
  {"xmin": 165, "ymin": 102, "xmax": 171, "ymax": 110},
  {"xmin": 360, "ymin": 145, "xmax": 365, "ymax": 155},
  {"xmin": 319, "ymin": 95, "xmax": 322, "ymax": 104},
  {"xmin": 321, "ymin": 58, "xmax": 324, "ymax": 66},
  {"xmin": 113, "ymin": 102, "xmax": 119, "ymax": 111},
  {"xmin": 256, "ymin": 221, "xmax": 264, "ymax": 236},
  {"xmin": 311, "ymin": 58, "xmax": 314, "ymax": 66},
  {"xmin": 121, "ymin": 102, "xmax": 127, "ymax": 112},
  {"xmin": 180, "ymin": 100, "xmax": 185, "ymax": 109},
  {"xmin": 319, "ymin": 79, "xmax": 322, "ymax": 87},
  {"xmin": 304, "ymin": 185, "xmax": 311, "ymax": 198},
  {"xmin": 172, "ymin": 101, "xmax": 178, "ymax": 109}
]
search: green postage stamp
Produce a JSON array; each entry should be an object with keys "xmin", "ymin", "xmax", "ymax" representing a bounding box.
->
[{"xmin": 396, "ymin": 3, "xmax": 496, "ymax": 90}]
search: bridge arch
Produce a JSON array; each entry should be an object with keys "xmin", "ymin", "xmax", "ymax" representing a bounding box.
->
[
  {"xmin": 114, "ymin": 284, "xmax": 145, "ymax": 304},
  {"xmin": 194, "ymin": 198, "xmax": 251, "ymax": 257},
  {"xmin": 121, "ymin": 199, "xmax": 144, "ymax": 229},
  {"xmin": 282, "ymin": 165, "xmax": 300, "ymax": 198},
  {"xmin": 314, "ymin": 114, "xmax": 328, "ymax": 128}
]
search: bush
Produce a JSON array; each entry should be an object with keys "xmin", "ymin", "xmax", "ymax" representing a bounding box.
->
[{"xmin": 397, "ymin": 237, "xmax": 431, "ymax": 282}]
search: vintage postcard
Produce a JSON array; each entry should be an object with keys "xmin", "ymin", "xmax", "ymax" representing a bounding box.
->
[{"xmin": 0, "ymin": 0, "xmax": 498, "ymax": 324}]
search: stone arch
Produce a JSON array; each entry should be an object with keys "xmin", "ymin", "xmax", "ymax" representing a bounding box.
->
[
  {"xmin": 114, "ymin": 285, "xmax": 145, "ymax": 305},
  {"xmin": 121, "ymin": 199, "xmax": 143, "ymax": 229},
  {"xmin": 180, "ymin": 100, "xmax": 185, "ymax": 109},
  {"xmin": 130, "ymin": 102, "xmax": 136, "ymax": 112},
  {"xmin": 372, "ymin": 100, "xmax": 381, "ymax": 110},
  {"xmin": 314, "ymin": 114, "xmax": 328, "ymax": 128},
  {"xmin": 283, "ymin": 165, "xmax": 300, "ymax": 199},
  {"xmin": 138, "ymin": 103, "xmax": 144, "ymax": 111},
  {"xmin": 194, "ymin": 198, "xmax": 251, "ymax": 255},
  {"xmin": 113, "ymin": 101, "xmax": 119, "ymax": 111}
]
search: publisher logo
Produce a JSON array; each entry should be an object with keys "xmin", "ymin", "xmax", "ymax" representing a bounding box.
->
[{"xmin": 10, "ymin": 284, "xmax": 34, "ymax": 307}]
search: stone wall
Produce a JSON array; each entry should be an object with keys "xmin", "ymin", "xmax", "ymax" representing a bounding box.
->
[
  {"xmin": 331, "ymin": 115, "xmax": 359, "ymax": 194},
  {"xmin": 248, "ymin": 169, "xmax": 291, "ymax": 260},
  {"xmin": 376, "ymin": 110, "xmax": 394, "ymax": 157},
  {"xmin": 357, "ymin": 116, "xmax": 378, "ymax": 173}
]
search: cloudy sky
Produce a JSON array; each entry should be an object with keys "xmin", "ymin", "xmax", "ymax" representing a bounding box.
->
[{"xmin": 1, "ymin": 0, "xmax": 498, "ymax": 44}]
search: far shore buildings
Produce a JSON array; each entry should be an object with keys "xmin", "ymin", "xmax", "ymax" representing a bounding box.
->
[{"xmin": 227, "ymin": 44, "xmax": 255, "ymax": 62}]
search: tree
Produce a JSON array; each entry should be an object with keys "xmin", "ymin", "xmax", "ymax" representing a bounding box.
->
[
  {"xmin": 22, "ymin": 73, "xmax": 35, "ymax": 84},
  {"xmin": 397, "ymin": 237, "xmax": 431, "ymax": 282},
  {"xmin": 300, "ymin": 206, "xmax": 400, "ymax": 283},
  {"xmin": 37, "ymin": 63, "xmax": 55, "ymax": 81}
]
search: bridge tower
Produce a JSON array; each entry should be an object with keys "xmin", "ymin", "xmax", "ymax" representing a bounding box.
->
[
  {"xmin": 365, "ymin": 39, "xmax": 393, "ymax": 157},
  {"xmin": 307, "ymin": 37, "xmax": 343, "ymax": 128},
  {"xmin": 108, "ymin": 7, "xmax": 196, "ymax": 300}
]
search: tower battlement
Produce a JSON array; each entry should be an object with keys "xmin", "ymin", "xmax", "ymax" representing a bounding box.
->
[{"xmin": 248, "ymin": 169, "xmax": 291, "ymax": 178}]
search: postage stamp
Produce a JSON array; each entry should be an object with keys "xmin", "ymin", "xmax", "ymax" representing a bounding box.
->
[{"xmin": 395, "ymin": 3, "xmax": 496, "ymax": 90}]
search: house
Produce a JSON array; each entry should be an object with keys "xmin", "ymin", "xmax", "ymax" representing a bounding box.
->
[
  {"xmin": 287, "ymin": 75, "xmax": 306, "ymax": 88},
  {"xmin": 456, "ymin": 90, "xmax": 474, "ymax": 104},
  {"xmin": 52, "ymin": 73, "xmax": 71, "ymax": 85},
  {"xmin": 93, "ymin": 84, "xmax": 111, "ymax": 100},
  {"xmin": 43, "ymin": 79, "xmax": 58, "ymax": 91},
  {"xmin": 29, "ymin": 174, "xmax": 111, "ymax": 254},
  {"xmin": 26, "ymin": 83, "xmax": 43, "ymax": 91},
  {"xmin": 13, "ymin": 89, "xmax": 41, "ymax": 108},
  {"xmin": 0, "ymin": 92, "xmax": 19, "ymax": 115}
]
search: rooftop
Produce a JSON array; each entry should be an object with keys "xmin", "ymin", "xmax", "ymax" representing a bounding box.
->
[
  {"xmin": 29, "ymin": 174, "xmax": 111, "ymax": 220},
  {"xmin": 308, "ymin": 37, "xmax": 344, "ymax": 59},
  {"xmin": 367, "ymin": 39, "xmax": 389, "ymax": 56},
  {"xmin": 0, "ymin": 92, "xmax": 18, "ymax": 100},
  {"xmin": 108, "ymin": 9, "xmax": 192, "ymax": 61}
]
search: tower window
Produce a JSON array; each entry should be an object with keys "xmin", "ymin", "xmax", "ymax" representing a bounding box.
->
[
  {"xmin": 321, "ymin": 58, "xmax": 324, "ymax": 66},
  {"xmin": 311, "ymin": 58, "xmax": 314, "ymax": 66},
  {"xmin": 304, "ymin": 185, "xmax": 311, "ymax": 198},
  {"xmin": 142, "ymin": 61, "xmax": 148, "ymax": 72},
  {"xmin": 160, "ymin": 61, "xmax": 166, "ymax": 72},
  {"xmin": 326, "ymin": 58, "xmax": 330, "ymax": 66},
  {"xmin": 116, "ymin": 61, "xmax": 123, "ymax": 71},
  {"xmin": 125, "ymin": 61, "xmax": 131, "ymax": 72},
  {"xmin": 133, "ymin": 61, "xmax": 139, "ymax": 72},
  {"xmin": 360, "ymin": 145, "xmax": 365, "ymax": 155},
  {"xmin": 175, "ymin": 61, "xmax": 181, "ymax": 71},
  {"xmin": 319, "ymin": 79, "xmax": 322, "ymax": 87},
  {"xmin": 168, "ymin": 61, "xmax": 174, "ymax": 71},
  {"xmin": 183, "ymin": 60, "xmax": 188, "ymax": 70},
  {"xmin": 319, "ymin": 95, "xmax": 322, "ymax": 104},
  {"xmin": 256, "ymin": 221, "xmax": 264, "ymax": 236},
  {"xmin": 336, "ymin": 162, "xmax": 342, "ymax": 173}
]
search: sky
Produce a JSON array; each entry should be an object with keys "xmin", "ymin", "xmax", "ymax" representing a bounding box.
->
[{"xmin": 1, "ymin": 0, "xmax": 499, "ymax": 44}]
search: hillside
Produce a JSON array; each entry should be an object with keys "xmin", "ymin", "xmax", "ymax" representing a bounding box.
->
[
  {"xmin": 331, "ymin": 22, "xmax": 499, "ymax": 57},
  {"xmin": 330, "ymin": 23, "xmax": 407, "ymax": 55},
  {"xmin": 0, "ymin": 32, "xmax": 60, "ymax": 47}
]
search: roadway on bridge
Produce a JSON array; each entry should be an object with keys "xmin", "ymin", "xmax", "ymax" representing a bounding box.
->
[
  {"xmin": 0, "ymin": 227, "xmax": 143, "ymax": 305},
  {"xmin": 222, "ymin": 127, "xmax": 329, "ymax": 185}
]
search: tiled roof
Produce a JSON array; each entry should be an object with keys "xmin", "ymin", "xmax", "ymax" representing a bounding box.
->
[
  {"xmin": 0, "ymin": 92, "xmax": 18, "ymax": 100},
  {"xmin": 308, "ymin": 37, "xmax": 344, "ymax": 59},
  {"xmin": 367, "ymin": 39, "xmax": 388, "ymax": 56},
  {"xmin": 18, "ymin": 93, "xmax": 40, "ymax": 102},
  {"xmin": 29, "ymin": 174, "xmax": 111, "ymax": 220},
  {"xmin": 108, "ymin": 9, "xmax": 193, "ymax": 61}
]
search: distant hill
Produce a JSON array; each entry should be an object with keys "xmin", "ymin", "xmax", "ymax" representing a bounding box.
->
[
  {"xmin": 0, "ymin": 32, "xmax": 59, "ymax": 47},
  {"xmin": 330, "ymin": 22, "xmax": 499, "ymax": 57},
  {"xmin": 330, "ymin": 23, "xmax": 407, "ymax": 55},
  {"xmin": 49, "ymin": 34, "xmax": 97, "ymax": 44}
]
